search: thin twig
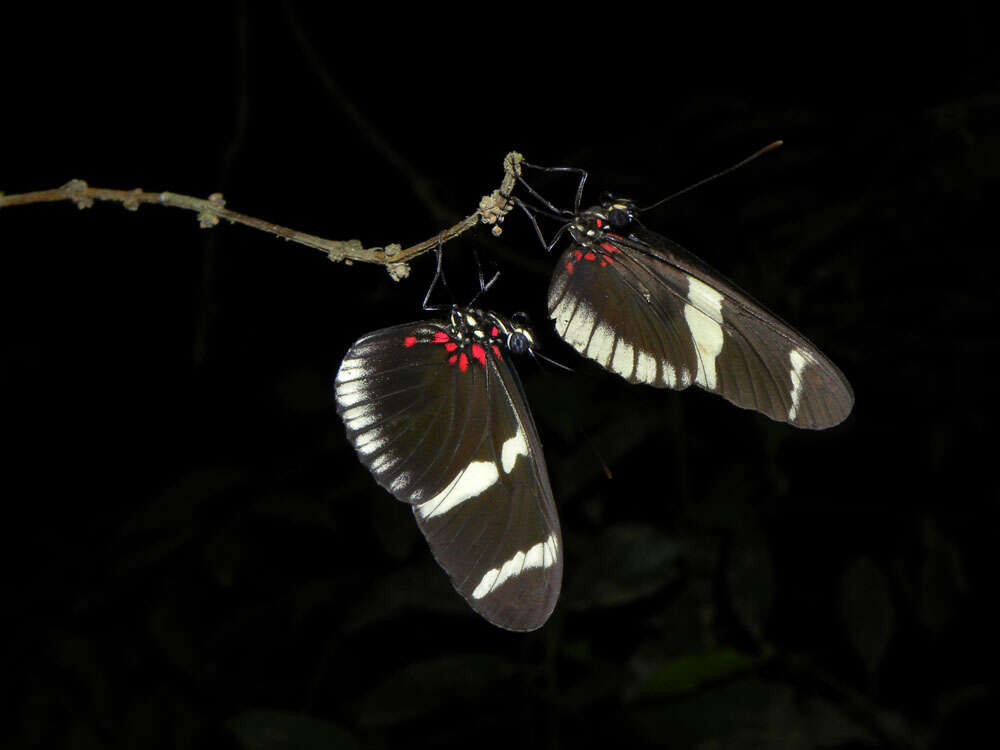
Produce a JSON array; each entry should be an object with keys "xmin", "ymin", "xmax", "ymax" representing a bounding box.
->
[{"xmin": 0, "ymin": 152, "xmax": 524, "ymax": 281}]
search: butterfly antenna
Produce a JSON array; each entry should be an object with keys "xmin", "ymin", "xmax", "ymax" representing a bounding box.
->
[
  {"xmin": 525, "ymin": 347, "xmax": 609, "ymax": 477},
  {"xmin": 582, "ymin": 432, "xmax": 613, "ymax": 480},
  {"xmin": 639, "ymin": 140, "xmax": 784, "ymax": 213},
  {"xmin": 529, "ymin": 348, "xmax": 576, "ymax": 374}
]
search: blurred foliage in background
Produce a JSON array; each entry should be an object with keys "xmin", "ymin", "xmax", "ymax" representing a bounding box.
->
[{"xmin": 3, "ymin": 2, "xmax": 996, "ymax": 748}]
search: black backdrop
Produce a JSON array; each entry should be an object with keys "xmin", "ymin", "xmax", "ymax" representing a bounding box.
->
[{"xmin": 3, "ymin": 3, "xmax": 996, "ymax": 749}]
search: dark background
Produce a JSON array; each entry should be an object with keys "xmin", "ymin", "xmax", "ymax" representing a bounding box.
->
[{"xmin": 3, "ymin": 3, "xmax": 996, "ymax": 748}]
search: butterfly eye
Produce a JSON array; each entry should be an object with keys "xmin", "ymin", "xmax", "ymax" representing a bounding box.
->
[
  {"xmin": 508, "ymin": 332, "xmax": 529, "ymax": 354},
  {"xmin": 608, "ymin": 207, "xmax": 631, "ymax": 230}
]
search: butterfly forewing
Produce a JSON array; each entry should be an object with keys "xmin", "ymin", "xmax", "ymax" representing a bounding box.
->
[
  {"xmin": 547, "ymin": 218, "xmax": 854, "ymax": 429},
  {"xmin": 335, "ymin": 312, "xmax": 562, "ymax": 631}
]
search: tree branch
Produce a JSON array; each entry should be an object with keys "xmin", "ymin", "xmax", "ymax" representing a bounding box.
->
[{"xmin": 0, "ymin": 151, "xmax": 523, "ymax": 281}]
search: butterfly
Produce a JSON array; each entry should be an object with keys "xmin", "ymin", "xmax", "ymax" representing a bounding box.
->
[
  {"xmin": 516, "ymin": 160, "xmax": 854, "ymax": 430},
  {"xmin": 334, "ymin": 305, "xmax": 561, "ymax": 631}
]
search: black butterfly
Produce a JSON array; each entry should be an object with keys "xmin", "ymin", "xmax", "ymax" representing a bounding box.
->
[
  {"xmin": 334, "ymin": 305, "xmax": 561, "ymax": 631},
  {"xmin": 516, "ymin": 163, "xmax": 854, "ymax": 430}
]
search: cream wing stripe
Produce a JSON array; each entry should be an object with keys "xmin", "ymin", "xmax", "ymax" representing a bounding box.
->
[
  {"xmin": 683, "ymin": 276, "xmax": 725, "ymax": 390},
  {"xmin": 472, "ymin": 534, "xmax": 559, "ymax": 599}
]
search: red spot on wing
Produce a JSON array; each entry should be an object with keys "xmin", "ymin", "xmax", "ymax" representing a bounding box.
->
[
  {"xmin": 432, "ymin": 331, "xmax": 450, "ymax": 343},
  {"xmin": 584, "ymin": 251, "xmax": 596, "ymax": 261},
  {"xmin": 565, "ymin": 262, "xmax": 574, "ymax": 275},
  {"xmin": 471, "ymin": 343, "xmax": 486, "ymax": 367},
  {"xmin": 600, "ymin": 242, "xmax": 620, "ymax": 254},
  {"xmin": 596, "ymin": 218, "xmax": 603, "ymax": 228},
  {"xmin": 573, "ymin": 249, "xmax": 583, "ymax": 261},
  {"xmin": 459, "ymin": 352, "xmax": 469, "ymax": 372},
  {"xmin": 403, "ymin": 335, "xmax": 417, "ymax": 347},
  {"xmin": 491, "ymin": 326, "xmax": 499, "ymax": 337},
  {"xmin": 445, "ymin": 342, "xmax": 458, "ymax": 352},
  {"xmin": 448, "ymin": 354, "xmax": 457, "ymax": 365},
  {"xmin": 492, "ymin": 345, "xmax": 502, "ymax": 359}
]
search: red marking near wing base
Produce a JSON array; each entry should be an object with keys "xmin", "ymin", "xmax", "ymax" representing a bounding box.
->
[
  {"xmin": 448, "ymin": 354, "xmax": 457, "ymax": 365},
  {"xmin": 584, "ymin": 251, "xmax": 596, "ymax": 261},
  {"xmin": 596, "ymin": 218, "xmax": 603, "ymax": 228},
  {"xmin": 403, "ymin": 335, "xmax": 417, "ymax": 347},
  {"xmin": 432, "ymin": 331, "xmax": 450, "ymax": 343},
  {"xmin": 573, "ymin": 249, "xmax": 583, "ymax": 261},
  {"xmin": 565, "ymin": 262, "xmax": 574, "ymax": 275},
  {"xmin": 492, "ymin": 345, "xmax": 502, "ymax": 359},
  {"xmin": 445, "ymin": 342, "xmax": 458, "ymax": 352},
  {"xmin": 459, "ymin": 352, "xmax": 469, "ymax": 372},
  {"xmin": 471, "ymin": 343, "xmax": 486, "ymax": 367},
  {"xmin": 491, "ymin": 326, "xmax": 498, "ymax": 337},
  {"xmin": 600, "ymin": 242, "xmax": 620, "ymax": 254}
]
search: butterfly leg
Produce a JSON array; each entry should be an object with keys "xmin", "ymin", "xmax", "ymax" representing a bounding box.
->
[
  {"xmin": 511, "ymin": 196, "xmax": 555, "ymax": 250},
  {"xmin": 467, "ymin": 246, "xmax": 501, "ymax": 307},
  {"xmin": 421, "ymin": 237, "xmax": 455, "ymax": 312},
  {"xmin": 520, "ymin": 162, "xmax": 590, "ymax": 215}
]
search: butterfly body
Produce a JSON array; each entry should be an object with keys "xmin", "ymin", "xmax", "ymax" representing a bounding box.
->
[
  {"xmin": 547, "ymin": 196, "xmax": 854, "ymax": 429},
  {"xmin": 334, "ymin": 307, "xmax": 561, "ymax": 631}
]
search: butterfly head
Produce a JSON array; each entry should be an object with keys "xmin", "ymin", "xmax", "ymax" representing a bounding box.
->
[
  {"xmin": 570, "ymin": 195, "xmax": 638, "ymax": 242},
  {"xmin": 599, "ymin": 194, "xmax": 638, "ymax": 231},
  {"xmin": 487, "ymin": 310, "xmax": 537, "ymax": 356}
]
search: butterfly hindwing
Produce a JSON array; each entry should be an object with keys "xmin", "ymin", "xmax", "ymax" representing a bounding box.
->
[
  {"xmin": 335, "ymin": 312, "xmax": 562, "ymax": 631},
  {"xmin": 413, "ymin": 353, "xmax": 561, "ymax": 631},
  {"xmin": 548, "ymin": 221, "xmax": 854, "ymax": 429},
  {"xmin": 549, "ymin": 239, "xmax": 700, "ymax": 389}
]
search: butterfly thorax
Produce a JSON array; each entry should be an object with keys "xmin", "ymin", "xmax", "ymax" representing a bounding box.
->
[{"xmin": 446, "ymin": 308, "xmax": 536, "ymax": 359}]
